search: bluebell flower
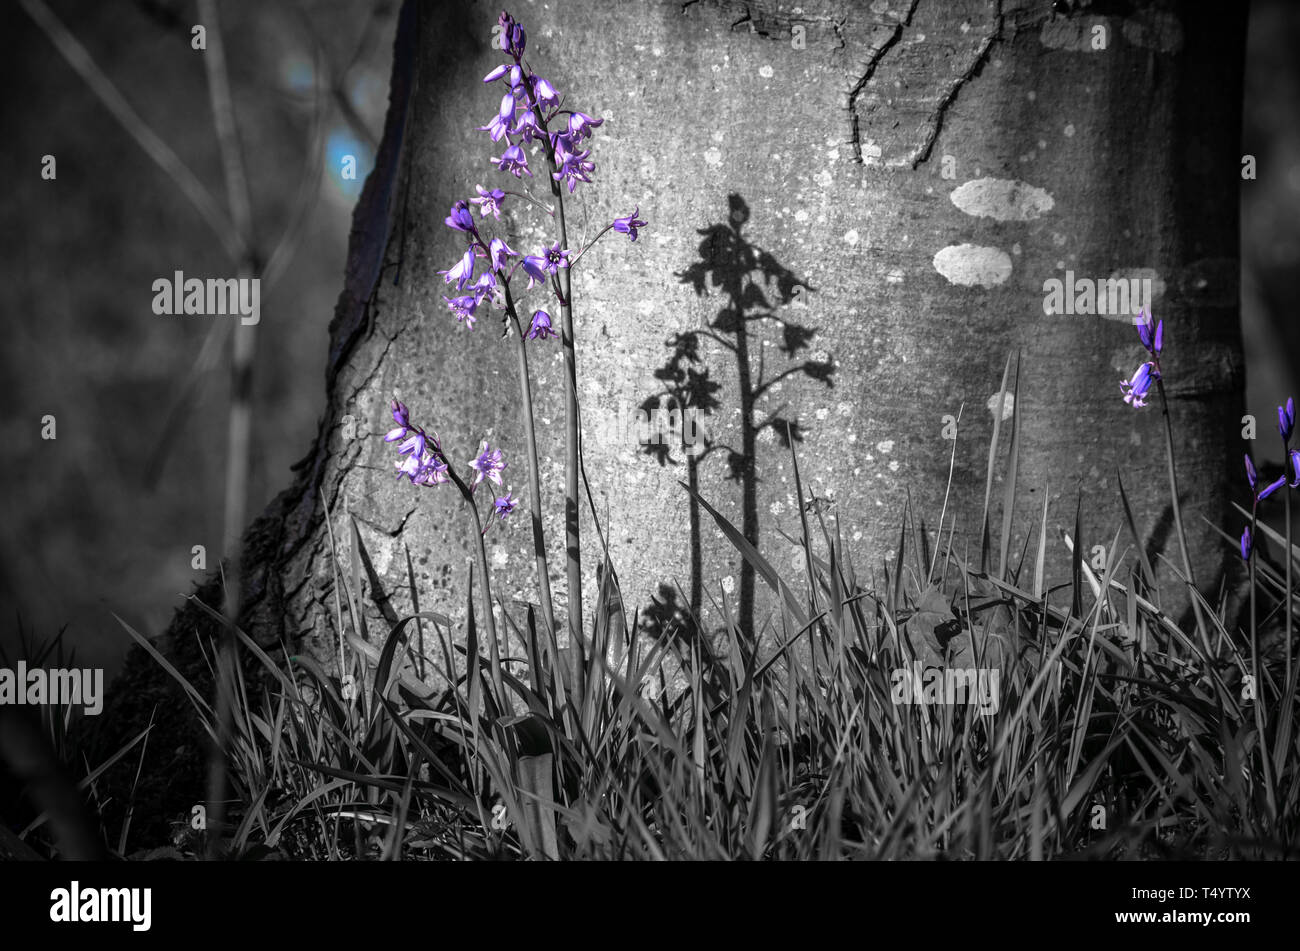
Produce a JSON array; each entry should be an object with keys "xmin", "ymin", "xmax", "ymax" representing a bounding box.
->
[
  {"xmin": 488, "ymin": 237, "xmax": 517, "ymax": 271},
  {"xmin": 527, "ymin": 308, "xmax": 557, "ymax": 340},
  {"xmin": 530, "ymin": 76, "xmax": 561, "ymax": 113},
  {"xmin": 491, "ymin": 144, "xmax": 532, "ymax": 178},
  {"xmin": 444, "ymin": 294, "xmax": 482, "ymax": 328},
  {"xmin": 1120, "ymin": 361, "xmax": 1158, "ymax": 408},
  {"xmin": 612, "ymin": 206, "xmax": 647, "ymax": 241},
  {"xmin": 1245, "ymin": 452, "xmax": 1286, "ymax": 502},
  {"xmin": 1279, "ymin": 397, "xmax": 1295, "ymax": 443},
  {"xmin": 438, "ymin": 247, "xmax": 475, "ymax": 290},
  {"xmin": 469, "ymin": 441, "xmax": 507, "ymax": 488},
  {"xmin": 385, "ymin": 399, "xmax": 411, "ymax": 442},
  {"xmin": 567, "ymin": 111, "xmax": 604, "ymax": 143},
  {"xmin": 1135, "ymin": 310, "xmax": 1163, "ymax": 356},
  {"xmin": 1240, "ymin": 526, "xmax": 1253, "ymax": 561},
  {"xmin": 493, "ymin": 489, "xmax": 518, "ymax": 520},
  {"xmin": 1259, "ymin": 476, "xmax": 1287, "ymax": 501},
  {"xmin": 510, "ymin": 109, "xmax": 546, "ymax": 145},
  {"xmin": 444, "ymin": 200, "xmax": 476, "ymax": 233},
  {"xmin": 479, "ymin": 93, "xmax": 518, "ymax": 143},
  {"xmin": 470, "ymin": 185, "xmax": 506, "ymax": 219},
  {"xmin": 498, "ymin": 12, "xmax": 525, "ymax": 58},
  {"xmin": 551, "ymin": 140, "xmax": 594, "ymax": 193}
]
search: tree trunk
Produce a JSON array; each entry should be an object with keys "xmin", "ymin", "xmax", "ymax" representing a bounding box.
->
[{"xmin": 106, "ymin": 0, "xmax": 1247, "ymax": 829}]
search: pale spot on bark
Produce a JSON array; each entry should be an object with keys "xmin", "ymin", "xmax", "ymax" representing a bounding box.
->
[
  {"xmin": 951, "ymin": 178, "xmax": 1055, "ymax": 221},
  {"xmin": 844, "ymin": 228, "xmax": 860, "ymax": 246},
  {"xmin": 1122, "ymin": 10, "xmax": 1184, "ymax": 53},
  {"xmin": 987, "ymin": 391, "xmax": 1014, "ymax": 421},
  {"xmin": 933, "ymin": 244, "xmax": 1013, "ymax": 287},
  {"xmin": 1107, "ymin": 266, "xmax": 1166, "ymax": 305},
  {"xmin": 1039, "ymin": 15, "xmax": 1111, "ymax": 52}
]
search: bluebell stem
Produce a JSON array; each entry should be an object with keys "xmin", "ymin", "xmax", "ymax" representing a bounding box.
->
[
  {"xmin": 1125, "ymin": 312, "xmax": 1212, "ymax": 655},
  {"xmin": 1279, "ymin": 397, "xmax": 1297, "ymax": 698}
]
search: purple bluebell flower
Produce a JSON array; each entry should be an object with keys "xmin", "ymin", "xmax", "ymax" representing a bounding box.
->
[
  {"xmin": 612, "ymin": 206, "xmax": 647, "ymax": 242},
  {"xmin": 444, "ymin": 200, "xmax": 476, "ymax": 233},
  {"xmin": 466, "ymin": 270, "xmax": 499, "ymax": 306},
  {"xmin": 491, "ymin": 144, "xmax": 532, "ymax": 178},
  {"xmin": 486, "ymin": 63, "xmax": 525, "ymax": 91},
  {"xmin": 479, "ymin": 93, "xmax": 518, "ymax": 142},
  {"xmin": 1120, "ymin": 361, "xmax": 1158, "ymax": 408},
  {"xmin": 520, "ymin": 256, "xmax": 548, "ymax": 289},
  {"xmin": 438, "ymin": 247, "xmax": 475, "ymax": 290},
  {"xmin": 510, "ymin": 109, "xmax": 545, "ymax": 145},
  {"xmin": 539, "ymin": 241, "xmax": 571, "ymax": 274},
  {"xmin": 1259, "ymin": 476, "xmax": 1287, "ymax": 501},
  {"xmin": 493, "ymin": 489, "xmax": 518, "ymax": 521},
  {"xmin": 397, "ymin": 430, "xmax": 427, "ymax": 459},
  {"xmin": 1246, "ymin": 452, "xmax": 1286, "ymax": 502},
  {"xmin": 384, "ymin": 403, "xmax": 457, "ymax": 488},
  {"xmin": 488, "ymin": 237, "xmax": 517, "ymax": 272},
  {"xmin": 1279, "ymin": 397, "xmax": 1295, "ymax": 443},
  {"xmin": 529, "ymin": 75, "xmax": 561, "ymax": 113},
  {"xmin": 469, "ymin": 441, "xmax": 507, "ymax": 488},
  {"xmin": 1135, "ymin": 310, "xmax": 1163, "ymax": 356},
  {"xmin": 567, "ymin": 111, "xmax": 604, "ymax": 143},
  {"xmin": 521, "ymin": 243, "xmax": 570, "ymax": 288},
  {"xmin": 413, "ymin": 453, "xmax": 450, "ymax": 486},
  {"xmin": 498, "ymin": 12, "xmax": 525, "ymax": 58},
  {"xmin": 396, "ymin": 453, "xmax": 423, "ymax": 481},
  {"xmin": 1290, "ymin": 449, "xmax": 1300, "ymax": 488},
  {"xmin": 386, "ymin": 400, "xmax": 411, "ymax": 442},
  {"xmin": 1240, "ymin": 525, "xmax": 1253, "ymax": 561},
  {"xmin": 551, "ymin": 141, "xmax": 594, "ymax": 193},
  {"xmin": 527, "ymin": 308, "xmax": 557, "ymax": 340},
  {"xmin": 470, "ymin": 185, "xmax": 506, "ymax": 219},
  {"xmin": 445, "ymin": 294, "xmax": 482, "ymax": 328}
]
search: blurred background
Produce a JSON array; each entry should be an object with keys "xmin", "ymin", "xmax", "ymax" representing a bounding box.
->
[{"xmin": 0, "ymin": 0, "xmax": 1296, "ymax": 681}]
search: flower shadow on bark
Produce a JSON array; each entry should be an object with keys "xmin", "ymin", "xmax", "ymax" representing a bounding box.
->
[{"xmin": 637, "ymin": 194, "xmax": 835, "ymax": 652}]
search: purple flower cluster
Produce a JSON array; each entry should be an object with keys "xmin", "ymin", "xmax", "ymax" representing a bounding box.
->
[
  {"xmin": 1119, "ymin": 311, "xmax": 1163, "ymax": 408},
  {"xmin": 385, "ymin": 400, "xmax": 514, "ymax": 521},
  {"xmin": 480, "ymin": 12, "xmax": 600, "ymax": 193},
  {"xmin": 430, "ymin": 11, "xmax": 645, "ymax": 333}
]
